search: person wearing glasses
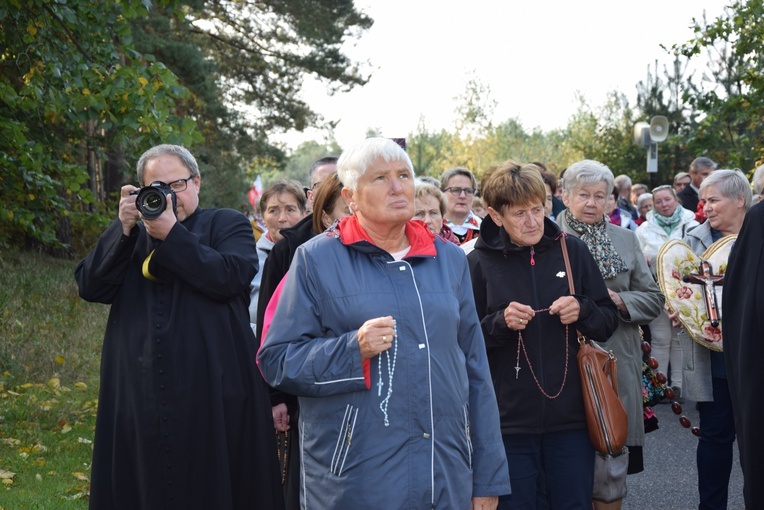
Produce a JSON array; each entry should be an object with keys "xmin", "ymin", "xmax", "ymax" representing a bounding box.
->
[
  {"xmin": 440, "ymin": 167, "xmax": 482, "ymax": 244},
  {"xmin": 305, "ymin": 156, "xmax": 338, "ymax": 211},
  {"xmin": 75, "ymin": 144, "xmax": 284, "ymax": 509},
  {"xmin": 558, "ymin": 160, "xmax": 664, "ymax": 510},
  {"xmin": 636, "ymin": 184, "xmax": 699, "ymax": 400}
]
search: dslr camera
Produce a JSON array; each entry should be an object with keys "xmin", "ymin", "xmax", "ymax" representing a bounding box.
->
[{"xmin": 131, "ymin": 181, "xmax": 177, "ymax": 220}]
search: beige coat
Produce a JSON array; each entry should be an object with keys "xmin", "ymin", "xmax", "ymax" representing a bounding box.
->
[{"xmin": 558, "ymin": 215, "xmax": 665, "ymax": 446}]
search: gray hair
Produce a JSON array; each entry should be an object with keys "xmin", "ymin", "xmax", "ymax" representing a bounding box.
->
[
  {"xmin": 416, "ymin": 176, "xmax": 441, "ymax": 188},
  {"xmin": 637, "ymin": 193, "xmax": 653, "ymax": 207},
  {"xmin": 337, "ymin": 138, "xmax": 414, "ymax": 191},
  {"xmin": 752, "ymin": 164, "xmax": 764, "ymax": 196},
  {"xmin": 613, "ymin": 174, "xmax": 632, "ymax": 191},
  {"xmin": 632, "ymin": 183, "xmax": 648, "ymax": 194},
  {"xmin": 562, "ymin": 160, "xmax": 615, "ymax": 194},
  {"xmin": 137, "ymin": 144, "xmax": 199, "ymax": 186},
  {"xmin": 690, "ymin": 157, "xmax": 717, "ymax": 174},
  {"xmin": 673, "ymin": 171, "xmax": 691, "ymax": 184},
  {"xmin": 415, "ymin": 182, "xmax": 448, "ymax": 215},
  {"xmin": 440, "ymin": 167, "xmax": 477, "ymax": 191},
  {"xmin": 700, "ymin": 169, "xmax": 753, "ymax": 211}
]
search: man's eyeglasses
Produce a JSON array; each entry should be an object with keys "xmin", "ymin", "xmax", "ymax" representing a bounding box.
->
[
  {"xmin": 444, "ymin": 186, "xmax": 475, "ymax": 197},
  {"xmin": 166, "ymin": 176, "xmax": 194, "ymax": 192}
]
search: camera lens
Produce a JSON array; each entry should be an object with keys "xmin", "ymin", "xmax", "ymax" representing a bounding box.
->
[
  {"xmin": 144, "ymin": 193, "xmax": 163, "ymax": 212},
  {"xmin": 136, "ymin": 187, "xmax": 167, "ymax": 220}
]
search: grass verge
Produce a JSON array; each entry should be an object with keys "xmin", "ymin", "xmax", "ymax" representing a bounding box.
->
[{"xmin": 0, "ymin": 251, "xmax": 107, "ymax": 508}]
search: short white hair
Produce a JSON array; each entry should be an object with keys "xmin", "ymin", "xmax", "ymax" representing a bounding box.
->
[
  {"xmin": 562, "ymin": 160, "xmax": 615, "ymax": 194},
  {"xmin": 700, "ymin": 169, "xmax": 753, "ymax": 211},
  {"xmin": 637, "ymin": 193, "xmax": 653, "ymax": 207},
  {"xmin": 337, "ymin": 138, "xmax": 414, "ymax": 191}
]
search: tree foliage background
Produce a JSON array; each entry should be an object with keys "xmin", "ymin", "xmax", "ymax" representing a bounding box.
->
[
  {"xmin": 2, "ymin": 0, "xmax": 763, "ymax": 256},
  {"xmin": 0, "ymin": 0, "xmax": 371, "ymax": 255}
]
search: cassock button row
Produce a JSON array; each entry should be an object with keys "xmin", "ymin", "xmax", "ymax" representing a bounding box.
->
[
  {"xmin": 156, "ymin": 324, "xmax": 161, "ymax": 329},
  {"xmin": 156, "ymin": 338, "xmax": 161, "ymax": 344},
  {"xmin": 158, "ymin": 311, "xmax": 164, "ymax": 316},
  {"xmin": 160, "ymin": 385, "xmax": 165, "ymax": 390},
  {"xmin": 158, "ymin": 369, "xmax": 164, "ymax": 374},
  {"xmin": 157, "ymin": 353, "xmax": 163, "ymax": 359}
]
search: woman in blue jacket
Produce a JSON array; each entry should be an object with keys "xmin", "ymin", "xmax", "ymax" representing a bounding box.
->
[
  {"xmin": 258, "ymin": 137, "xmax": 510, "ymax": 509},
  {"xmin": 468, "ymin": 162, "xmax": 618, "ymax": 510}
]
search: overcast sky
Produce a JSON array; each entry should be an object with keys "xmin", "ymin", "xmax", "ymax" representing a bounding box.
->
[{"xmin": 273, "ymin": 0, "xmax": 730, "ymax": 150}]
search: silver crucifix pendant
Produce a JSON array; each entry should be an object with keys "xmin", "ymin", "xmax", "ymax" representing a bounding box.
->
[{"xmin": 515, "ymin": 364, "xmax": 521, "ymax": 379}]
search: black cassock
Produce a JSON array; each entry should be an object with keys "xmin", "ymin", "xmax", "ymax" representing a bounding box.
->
[
  {"xmin": 75, "ymin": 208, "xmax": 283, "ymax": 510},
  {"xmin": 722, "ymin": 200, "xmax": 764, "ymax": 510}
]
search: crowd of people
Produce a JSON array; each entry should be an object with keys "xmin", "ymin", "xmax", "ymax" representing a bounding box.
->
[{"xmin": 76, "ymin": 141, "xmax": 764, "ymax": 509}]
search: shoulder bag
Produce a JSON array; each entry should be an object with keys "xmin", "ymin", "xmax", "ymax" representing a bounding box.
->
[{"xmin": 560, "ymin": 233, "xmax": 629, "ymax": 502}]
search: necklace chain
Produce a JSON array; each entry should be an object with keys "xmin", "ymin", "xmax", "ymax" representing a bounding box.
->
[{"xmin": 515, "ymin": 308, "xmax": 570, "ymax": 399}]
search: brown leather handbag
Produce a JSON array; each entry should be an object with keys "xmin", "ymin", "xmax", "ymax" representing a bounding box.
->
[{"xmin": 560, "ymin": 234, "xmax": 628, "ymax": 455}]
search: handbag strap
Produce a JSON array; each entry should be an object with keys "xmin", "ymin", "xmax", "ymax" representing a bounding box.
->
[{"xmin": 559, "ymin": 234, "xmax": 584, "ymax": 341}]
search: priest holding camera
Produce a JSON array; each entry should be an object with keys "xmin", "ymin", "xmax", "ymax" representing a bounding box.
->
[{"xmin": 75, "ymin": 144, "xmax": 283, "ymax": 509}]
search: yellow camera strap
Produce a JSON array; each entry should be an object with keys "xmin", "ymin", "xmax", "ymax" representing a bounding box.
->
[{"xmin": 142, "ymin": 249, "xmax": 160, "ymax": 282}]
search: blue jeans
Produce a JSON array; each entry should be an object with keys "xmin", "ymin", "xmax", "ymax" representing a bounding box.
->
[
  {"xmin": 498, "ymin": 429, "xmax": 594, "ymax": 510},
  {"xmin": 697, "ymin": 377, "xmax": 736, "ymax": 510}
]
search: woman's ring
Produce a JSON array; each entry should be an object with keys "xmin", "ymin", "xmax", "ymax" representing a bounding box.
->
[{"xmin": 382, "ymin": 335, "xmax": 387, "ymax": 342}]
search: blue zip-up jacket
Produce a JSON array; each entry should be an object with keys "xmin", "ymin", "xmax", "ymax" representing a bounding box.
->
[
  {"xmin": 258, "ymin": 216, "xmax": 510, "ymax": 508},
  {"xmin": 468, "ymin": 216, "xmax": 619, "ymax": 435}
]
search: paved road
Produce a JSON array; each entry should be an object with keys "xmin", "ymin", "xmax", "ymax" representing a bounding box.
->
[{"xmin": 622, "ymin": 399, "xmax": 745, "ymax": 509}]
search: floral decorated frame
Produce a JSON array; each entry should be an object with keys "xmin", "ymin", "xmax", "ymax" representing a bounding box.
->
[{"xmin": 655, "ymin": 236, "xmax": 736, "ymax": 352}]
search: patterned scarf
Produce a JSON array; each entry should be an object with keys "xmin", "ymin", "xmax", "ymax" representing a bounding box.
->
[
  {"xmin": 564, "ymin": 209, "xmax": 628, "ymax": 280},
  {"xmin": 652, "ymin": 206, "xmax": 684, "ymax": 235}
]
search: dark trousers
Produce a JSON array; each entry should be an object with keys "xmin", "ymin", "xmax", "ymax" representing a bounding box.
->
[
  {"xmin": 498, "ymin": 429, "xmax": 594, "ymax": 510},
  {"xmin": 697, "ymin": 377, "xmax": 736, "ymax": 510}
]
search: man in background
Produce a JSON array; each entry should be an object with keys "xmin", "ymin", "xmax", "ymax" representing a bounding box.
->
[
  {"xmin": 673, "ymin": 171, "xmax": 692, "ymax": 193},
  {"xmin": 306, "ymin": 156, "xmax": 338, "ymax": 211},
  {"xmin": 678, "ymin": 157, "xmax": 716, "ymax": 212}
]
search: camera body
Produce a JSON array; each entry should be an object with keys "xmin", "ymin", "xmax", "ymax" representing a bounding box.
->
[{"xmin": 131, "ymin": 181, "xmax": 177, "ymax": 220}]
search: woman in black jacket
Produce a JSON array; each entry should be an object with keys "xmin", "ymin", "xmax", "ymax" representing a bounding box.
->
[{"xmin": 468, "ymin": 161, "xmax": 619, "ymax": 510}]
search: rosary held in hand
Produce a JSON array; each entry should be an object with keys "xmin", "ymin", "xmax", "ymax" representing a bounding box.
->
[{"xmin": 515, "ymin": 307, "xmax": 570, "ymax": 400}]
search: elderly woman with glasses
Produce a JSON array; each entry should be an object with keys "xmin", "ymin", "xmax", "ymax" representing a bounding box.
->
[
  {"xmin": 557, "ymin": 160, "xmax": 664, "ymax": 509},
  {"xmin": 636, "ymin": 184, "xmax": 699, "ymax": 399},
  {"xmin": 678, "ymin": 170, "xmax": 751, "ymax": 510},
  {"xmin": 440, "ymin": 167, "xmax": 482, "ymax": 244},
  {"xmin": 258, "ymin": 138, "xmax": 510, "ymax": 509},
  {"xmin": 469, "ymin": 160, "xmax": 618, "ymax": 509}
]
